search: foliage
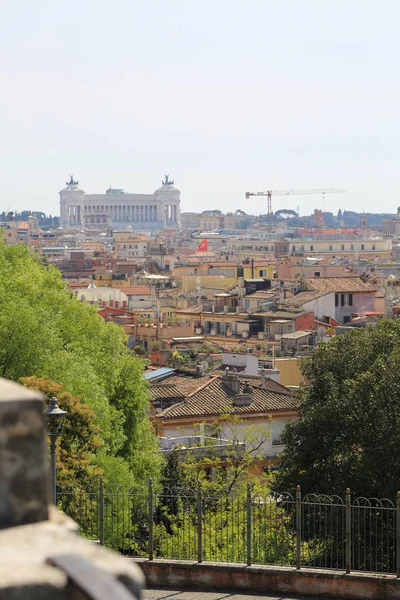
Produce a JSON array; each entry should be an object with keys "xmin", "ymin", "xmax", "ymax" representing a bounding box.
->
[
  {"xmin": 145, "ymin": 418, "xmax": 322, "ymax": 564},
  {"xmin": 151, "ymin": 340, "xmax": 161, "ymax": 352},
  {"xmin": 230, "ymin": 346, "xmax": 241, "ymax": 354},
  {"xmin": 176, "ymin": 414, "xmax": 271, "ymax": 494},
  {"xmin": 273, "ymin": 319, "xmax": 400, "ymax": 498},
  {"xmin": 0, "ymin": 241, "xmax": 160, "ymax": 485},
  {"xmin": 198, "ymin": 343, "xmax": 214, "ymax": 354},
  {"xmin": 169, "ymin": 349, "xmax": 184, "ymax": 366},
  {"xmin": 22, "ymin": 376, "xmax": 102, "ymax": 486},
  {"xmin": 165, "ymin": 316, "xmax": 178, "ymax": 325},
  {"xmin": 236, "ymin": 219, "xmax": 251, "ymax": 229}
]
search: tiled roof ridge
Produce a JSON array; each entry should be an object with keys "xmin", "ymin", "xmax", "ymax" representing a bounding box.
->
[
  {"xmin": 186, "ymin": 375, "xmax": 220, "ymax": 398},
  {"xmin": 151, "ymin": 383, "xmax": 183, "ymax": 389}
]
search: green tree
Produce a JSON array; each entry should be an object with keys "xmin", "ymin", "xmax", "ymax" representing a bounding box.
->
[
  {"xmin": 21, "ymin": 376, "xmax": 102, "ymax": 486},
  {"xmin": 274, "ymin": 319, "xmax": 400, "ymax": 498},
  {"xmin": 0, "ymin": 240, "xmax": 160, "ymax": 485}
]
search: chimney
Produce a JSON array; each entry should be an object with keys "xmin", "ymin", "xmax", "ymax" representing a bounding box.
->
[
  {"xmin": 260, "ymin": 369, "xmax": 266, "ymax": 387},
  {"xmin": 233, "ymin": 381, "xmax": 253, "ymax": 406},
  {"xmin": 110, "ymin": 299, "xmax": 114, "ymax": 307},
  {"xmin": 223, "ymin": 368, "xmax": 252, "ymax": 405},
  {"xmin": 223, "ymin": 368, "xmax": 241, "ymax": 395},
  {"xmin": 115, "ymin": 300, "xmax": 119, "ymax": 308}
]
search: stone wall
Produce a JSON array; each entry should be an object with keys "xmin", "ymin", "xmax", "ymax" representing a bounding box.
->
[
  {"xmin": 136, "ymin": 559, "xmax": 400, "ymax": 600},
  {"xmin": 0, "ymin": 378, "xmax": 48, "ymax": 528}
]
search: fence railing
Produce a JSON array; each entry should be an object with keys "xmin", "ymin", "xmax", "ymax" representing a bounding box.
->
[{"xmin": 56, "ymin": 481, "xmax": 400, "ymax": 575}]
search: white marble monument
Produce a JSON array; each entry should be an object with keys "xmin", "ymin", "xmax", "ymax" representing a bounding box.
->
[{"xmin": 59, "ymin": 175, "xmax": 181, "ymax": 230}]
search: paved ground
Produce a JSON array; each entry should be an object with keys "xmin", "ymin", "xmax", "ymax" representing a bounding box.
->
[{"xmin": 143, "ymin": 589, "xmax": 331, "ymax": 599}]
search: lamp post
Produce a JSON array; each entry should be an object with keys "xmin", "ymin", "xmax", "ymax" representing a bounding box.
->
[{"xmin": 43, "ymin": 396, "xmax": 67, "ymax": 505}]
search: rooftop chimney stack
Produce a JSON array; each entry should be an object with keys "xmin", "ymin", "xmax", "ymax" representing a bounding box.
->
[
  {"xmin": 222, "ymin": 369, "xmax": 241, "ymax": 395},
  {"xmin": 223, "ymin": 370, "xmax": 253, "ymax": 405}
]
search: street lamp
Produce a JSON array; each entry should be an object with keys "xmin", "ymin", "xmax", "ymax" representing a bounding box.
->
[{"xmin": 43, "ymin": 396, "xmax": 67, "ymax": 505}]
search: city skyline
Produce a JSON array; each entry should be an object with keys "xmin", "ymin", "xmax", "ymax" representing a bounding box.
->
[{"xmin": 1, "ymin": 1, "xmax": 400, "ymax": 215}]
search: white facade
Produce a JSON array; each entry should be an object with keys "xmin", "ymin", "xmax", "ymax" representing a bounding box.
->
[
  {"xmin": 161, "ymin": 416, "xmax": 296, "ymax": 459},
  {"xmin": 289, "ymin": 238, "xmax": 391, "ymax": 255},
  {"xmin": 59, "ymin": 175, "xmax": 181, "ymax": 230}
]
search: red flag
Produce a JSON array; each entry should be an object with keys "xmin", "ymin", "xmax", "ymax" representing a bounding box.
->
[{"xmin": 196, "ymin": 239, "xmax": 208, "ymax": 252}]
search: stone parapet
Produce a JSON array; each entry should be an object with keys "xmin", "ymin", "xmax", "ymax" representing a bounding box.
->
[
  {"xmin": 0, "ymin": 378, "xmax": 48, "ymax": 528},
  {"xmin": 135, "ymin": 558, "xmax": 400, "ymax": 600},
  {"xmin": 0, "ymin": 509, "xmax": 144, "ymax": 599}
]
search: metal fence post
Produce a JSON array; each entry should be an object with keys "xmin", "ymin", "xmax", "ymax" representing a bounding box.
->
[
  {"xmin": 396, "ymin": 491, "xmax": 400, "ymax": 577},
  {"xmin": 99, "ymin": 476, "xmax": 104, "ymax": 546},
  {"xmin": 148, "ymin": 478, "xmax": 153, "ymax": 561},
  {"xmin": 247, "ymin": 483, "xmax": 252, "ymax": 566},
  {"xmin": 296, "ymin": 485, "xmax": 301, "ymax": 570},
  {"xmin": 345, "ymin": 488, "xmax": 351, "ymax": 574},
  {"xmin": 197, "ymin": 484, "xmax": 203, "ymax": 563}
]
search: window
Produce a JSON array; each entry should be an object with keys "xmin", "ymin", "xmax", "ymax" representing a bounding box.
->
[
  {"xmin": 329, "ymin": 245, "xmax": 333, "ymax": 251},
  {"xmin": 292, "ymin": 245, "xmax": 295, "ymax": 252},
  {"xmin": 341, "ymin": 244, "xmax": 345, "ymax": 251},
  {"xmin": 310, "ymin": 245, "xmax": 314, "ymax": 251},
  {"xmin": 348, "ymin": 294, "xmax": 353, "ymax": 306},
  {"xmin": 272, "ymin": 436, "xmax": 285, "ymax": 446},
  {"xmin": 361, "ymin": 244, "xmax": 365, "ymax": 250},
  {"xmin": 314, "ymin": 271, "xmax": 321, "ymax": 277},
  {"xmin": 335, "ymin": 293, "xmax": 339, "ymax": 307},
  {"xmin": 341, "ymin": 294, "xmax": 345, "ymax": 306},
  {"xmin": 372, "ymin": 244, "xmax": 376, "ymax": 250},
  {"xmin": 259, "ymin": 269, "xmax": 266, "ymax": 277},
  {"xmin": 343, "ymin": 316, "xmax": 351, "ymax": 324},
  {"xmin": 351, "ymin": 244, "xmax": 354, "ymax": 251}
]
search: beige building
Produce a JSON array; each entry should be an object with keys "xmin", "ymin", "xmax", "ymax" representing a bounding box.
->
[
  {"xmin": 114, "ymin": 231, "xmax": 149, "ymax": 258},
  {"xmin": 288, "ymin": 238, "xmax": 391, "ymax": 258},
  {"xmin": 277, "ymin": 255, "xmax": 351, "ymax": 279},
  {"xmin": 200, "ymin": 212, "xmax": 225, "ymax": 232}
]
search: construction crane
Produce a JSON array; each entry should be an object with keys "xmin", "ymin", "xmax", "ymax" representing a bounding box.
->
[{"xmin": 245, "ymin": 188, "xmax": 346, "ymax": 230}]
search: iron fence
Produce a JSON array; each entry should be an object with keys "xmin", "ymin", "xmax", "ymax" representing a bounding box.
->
[{"xmin": 56, "ymin": 481, "xmax": 400, "ymax": 575}]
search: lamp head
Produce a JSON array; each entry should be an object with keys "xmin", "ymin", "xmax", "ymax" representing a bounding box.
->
[{"xmin": 43, "ymin": 397, "xmax": 67, "ymax": 437}]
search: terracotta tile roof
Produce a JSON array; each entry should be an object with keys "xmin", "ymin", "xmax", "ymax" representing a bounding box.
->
[
  {"xmin": 67, "ymin": 282, "xmax": 90, "ymax": 289},
  {"xmin": 282, "ymin": 290, "xmax": 331, "ymax": 306},
  {"xmin": 154, "ymin": 377, "xmax": 298, "ymax": 420},
  {"xmin": 199, "ymin": 261, "xmax": 238, "ymax": 267},
  {"xmin": 120, "ymin": 285, "xmax": 152, "ymax": 295},
  {"xmin": 155, "ymin": 374, "xmax": 213, "ymax": 396},
  {"xmin": 306, "ymin": 277, "xmax": 377, "ymax": 293},
  {"xmin": 148, "ymin": 384, "xmax": 185, "ymax": 401}
]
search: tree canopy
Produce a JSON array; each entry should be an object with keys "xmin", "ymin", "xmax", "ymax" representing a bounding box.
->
[
  {"xmin": 274, "ymin": 319, "xmax": 400, "ymax": 499},
  {"xmin": 0, "ymin": 240, "xmax": 160, "ymax": 484}
]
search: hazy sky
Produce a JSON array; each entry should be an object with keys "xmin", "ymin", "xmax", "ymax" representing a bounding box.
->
[{"xmin": 1, "ymin": 0, "xmax": 400, "ymax": 217}]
